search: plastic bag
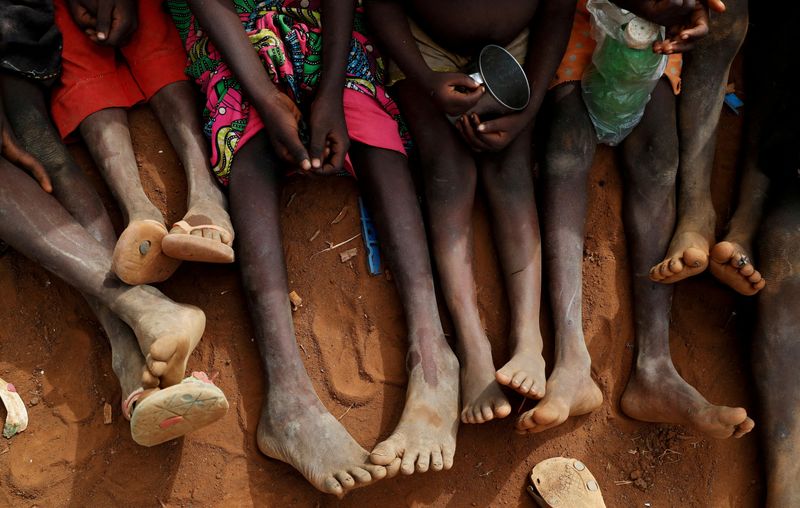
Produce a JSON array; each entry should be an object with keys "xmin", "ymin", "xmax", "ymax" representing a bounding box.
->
[{"xmin": 581, "ymin": 0, "xmax": 667, "ymax": 145}]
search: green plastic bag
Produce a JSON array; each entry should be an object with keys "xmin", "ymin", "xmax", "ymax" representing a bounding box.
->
[{"xmin": 581, "ymin": 0, "xmax": 667, "ymax": 145}]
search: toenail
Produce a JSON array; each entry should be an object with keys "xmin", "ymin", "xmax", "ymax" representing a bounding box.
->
[
  {"xmin": 586, "ymin": 480, "xmax": 599, "ymax": 491},
  {"xmin": 139, "ymin": 241, "xmax": 151, "ymax": 255},
  {"xmin": 573, "ymin": 460, "xmax": 586, "ymax": 471}
]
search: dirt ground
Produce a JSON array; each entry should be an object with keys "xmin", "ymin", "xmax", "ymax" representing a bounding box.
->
[{"xmin": 0, "ymin": 85, "xmax": 762, "ymax": 505}]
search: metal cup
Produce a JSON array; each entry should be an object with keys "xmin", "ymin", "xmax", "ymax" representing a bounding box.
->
[{"xmin": 449, "ymin": 44, "xmax": 531, "ymax": 123}]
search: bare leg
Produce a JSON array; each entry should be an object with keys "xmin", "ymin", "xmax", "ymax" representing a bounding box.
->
[
  {"xmin": 709, "ymin": 153, "xmax": 768, "ymax": 295},
  {"xmin": 393, "ymin": 80, "xmax": 511, "ymax": 425},
  {"xmin": 78, "ymin": 108, "xmax": 180, "ymax": 285},
  {"xmin": 349, "ymin": 143, "xmax": 459, "ymax": 476},
  {"xmin": 650, "ymin": 0, "xmax": 749, "ymax": 284},
  {"xmin": 754, "ymin": 189, "xmax": 800, "ymax": 507},
  {"xmin": 619, "ymin": 80, "xmax": 754, "ymax": 439},
  {"xmin": 477, "ymin": 127, "xmax": 546, "ymax": 399},
  {"xmin": 149, "ymin": 82, "xmax": 234, "ymax": 261},
  {"xmin": 516, "ymin": 84, "xmax": 602, "ymax": 434},
  {"xmin": 0, "ymin": 157, "xmax": 204, "ymax": 389},
  {"xmin": 228, "ymin": 133, "xmax": 387, "ymax": 497},
  {"xmin": 0, "ymin": 74, "xmax": 145, "ymax": 396}
]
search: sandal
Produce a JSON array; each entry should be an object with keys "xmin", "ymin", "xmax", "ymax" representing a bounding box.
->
[
  {"xmin": 123, "ymin": 372, "xmax": 228, "ymax": 447},
  {"xmin": 161, "ymin": 220, "xmax": 234, "ymax": 264}
]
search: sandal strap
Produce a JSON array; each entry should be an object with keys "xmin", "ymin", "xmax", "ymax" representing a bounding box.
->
[
  {"xmin": 122, "ymin": 388, "xmax": 144, "ymax": 421},
  {"xmin": 170, "ymin": 221, "xmax": 233, "ymax": 245}
]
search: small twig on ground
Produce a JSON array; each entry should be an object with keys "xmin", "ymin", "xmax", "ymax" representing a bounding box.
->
[
  {"xmin": 310, "ymin": 233, "xmax": 361, "ymax": 259},
  {"xmin": 331, "ymin": 206, "xmax": 348, "ymax": 224},
  {"xmin": 478, "ymin": 469, "xmax": 494, "ymax": 477},
  {"xmin": 298, "ymin": 343, "xmax": 307, "ymax": 356},
  {"xmin": 286, "ymin": 192, "xmax": 297, "ymax": 208},
  {"xmin": 614, "ymin": 480, "xmax": 633, "ymax": 486},
  {"xmin": 657, "ymin": 448, "xmax": 682, "ymax": 461},
  {"xmin": 338, "ymin": 404, "xmax": 354, "ymax": 421},
  {"xmin": 308, "ymin": 229, "xmax": 321, "ymax": 242}
]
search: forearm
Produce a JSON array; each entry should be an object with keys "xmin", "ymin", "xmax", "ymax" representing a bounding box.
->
[
  {"xmin": 364, "ymin": 0, "xmax": 432, "ymax": 85},
  {"xmin": 187, "ymin": 0, "xmax": 281, "ymax": 111},
  {"xmin": 521, "ymin": 0, "xmax": 576, "ymax": 119},
  {"xmin": 318, "ymin": 0, "xmax": 355, "ymax": 99}
]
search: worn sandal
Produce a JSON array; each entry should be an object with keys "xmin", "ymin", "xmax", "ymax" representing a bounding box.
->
[
  {"xmin": 124, "ymin": 372, "xmax": 228, "ymax": 447},
  {"xmin": 161, "ymin": 220, "xmax": 234, "ymax": 264}
]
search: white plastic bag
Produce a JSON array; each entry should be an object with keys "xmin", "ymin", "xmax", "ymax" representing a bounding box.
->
[{"xmin": 581, "ymin": 0, "xmax": 667, "ymax": 145}]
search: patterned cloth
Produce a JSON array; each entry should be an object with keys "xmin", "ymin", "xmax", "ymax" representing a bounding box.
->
[{"xmin": 167, "ymin": 0, "xmax": 407, "ymax": 185}]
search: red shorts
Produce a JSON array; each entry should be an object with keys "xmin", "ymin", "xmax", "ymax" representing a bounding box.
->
[{"xmin": 51, "ymin": 0, "xmax": 188, "ymax": 138}]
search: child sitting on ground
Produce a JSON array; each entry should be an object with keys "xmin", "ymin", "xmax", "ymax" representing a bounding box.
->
[
  {"xmin": 517, "ymin": 0, "xmax": 754, "ymax": 439},
  {"xmin": 0, "ymin": 0, "xmax": 228, "ymax": 447},
  {"xmin": 365, "ymin": 0, "xmax": 575, "ymax": 425},
  {"xmin": 168, "ymin": 0, "xmax": 459, "ymax": 495},
  {"xmin": 50, "ymin": 0, "xmax": 235, "ymax": 285}
]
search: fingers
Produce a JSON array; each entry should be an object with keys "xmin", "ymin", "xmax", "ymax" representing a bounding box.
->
[
  {"xmin": 456, "ymin": 115, "xmax": 491, "ymax": 152},
  {"xmin": 308, "ymin": 123, "xmax": 327, "ymax": 170},
  {"xmin": 705, "ymin": 0, "xmax": 725, "ymax": 12},
  {"xmin": 94, "ymin": 0, "xmax": 113, "ymax": 41},
  {"xmin": 1, "ymin": 130, "xmax": 53, "ymax": 193},
  {"xmin": 450, "ymin": 73, "xmax": 481, "ymax": 91}
]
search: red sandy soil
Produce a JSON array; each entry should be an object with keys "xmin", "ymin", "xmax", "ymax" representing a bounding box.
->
[{"xmin": 1, "ymin": 96, "xmax": 761, "ymax": 505}]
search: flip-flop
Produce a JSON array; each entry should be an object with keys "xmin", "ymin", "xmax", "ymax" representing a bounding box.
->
[
  {"xmin": 0, "ymin": 377, "xmax": 29, "ymax": 438},
  {"xmin": 528, "ymin": 457, "xmax": 606, "ymax": 508},
  {"xmin": 112, "ymin": 220, "xmax": 182, "ymax": 285},
  {"xmin": 123, "ymin": 372, "xmax": 228, "ymax": 447},
  {"xmin": 161, "ymin": 220, "xmax": 235, "ymax": 264}
]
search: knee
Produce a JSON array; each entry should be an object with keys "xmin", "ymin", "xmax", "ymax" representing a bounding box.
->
[
  {"xmin": 624, "ymin": 138, "xmax": 679, "ymax": 188},
  {"xmin": 544, "ymin": 146, "xmax": 593, "ymax": 182}
]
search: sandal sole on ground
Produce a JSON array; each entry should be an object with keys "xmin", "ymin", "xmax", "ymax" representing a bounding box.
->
[
  {"xmin": 130, "ymin": 380, "xmax": 228, "ymax": 447},
  {"xmin": 112, "ymin": 220, "xmax": 181, "ymax": 285}
]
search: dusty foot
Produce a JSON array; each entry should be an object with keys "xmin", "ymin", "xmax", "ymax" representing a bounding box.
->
[
  {"xmin": 621, "ymin": 359, "xmax": 755, "ymax": 439},
  {"xmin": 710, "ymin": 241, "xmax": 765, "ymax": 295},
  {"xmin": 460, "ymin": 355, "xmax": 512, "ymax": 424},
  {"xmin": 495, "ymin": 346, "xmax": 546, "ymax": 399},
  {"xmin": 515, "ymin": 361, "xmax": 602, "ymax": 434},
  {"xmin": 258, "ymin": 389, "xmax": 386, "ymax": 497},
  {"xmin": 370, "ymin": 341, "xmax": 460, "ymax": 475},
  {"xmin": 161, "ymin": 203, "xmax": 235, "ymax": 263},
  {"xmin": 123, "ymin": 288, "xmax": 206, "ymax": 388},
  {"xmin": 112, "ymin": 220, "xmax": 181, "ymax": 285},
  {"xmin": 650, "ymin": 231, "xmax": 709, "ymax": 284}
]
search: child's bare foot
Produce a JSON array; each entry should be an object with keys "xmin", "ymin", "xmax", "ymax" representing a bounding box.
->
[
  {"xmin": 495, "ymin": 346, "xmax": 546, "ymax": 399},
  {"xmin": 621, "ymin": 359, "xmax": 755, "ymax": 439},
  {"xmin": 460, "ymin": 356, "xmax": 512, "ymax": 424},
  {"xmin": 162, "ymin": 203, "xmax": 235, "ymax": 263},
  {"xmin": 650, "ymin": 230, "xmax": 710, "ymax": 284},
  {"xmin": 258, "ymin": 388, "xmax": 386, "ymax": 497},
  {"xmin": 122, "ymin": 288, "xmax": 206, "ymax": 388},
  {"xmin": 515, "ymin": 360, "xmax": 602, "ymax": 434},
  {"xmin": 370, "ymin": 341, "xmax": 459, "ymax": 475},
  {"xmin": 710, "ymin": 241, "xmax": 765, "ymax": 295}
]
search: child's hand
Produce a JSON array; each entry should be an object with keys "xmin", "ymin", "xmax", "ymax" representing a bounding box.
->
[
  {"xmin": 67, "ymin": 0, "xmax": 138, "ymax": 46},
  {"xmin": 308, "ymin": 96, "xmax": 350, "ymax": 175},
  {"xmin": 0, "ymin": 106, "xmax": 52, "ymax": 193},
  {"xmin": 259, "ymin": 93, "xmax": 312, "ymax": 172},
  {"xmin": 425, "ymin": 73, "xmax": 485, "ymax": 117},
  {"xmin": 455, "ymin": 112, "xmax": 531, "ymax": 153},
  {"xmin": 653, "ymin": 1, "xmax": 711, "ymax": 54}
]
